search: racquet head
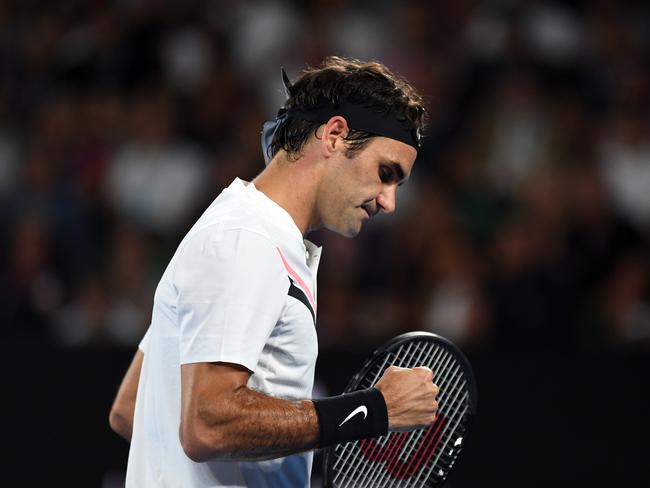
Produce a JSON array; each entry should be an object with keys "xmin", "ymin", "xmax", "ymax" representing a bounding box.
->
[{"xmin": 323, "ymin": 331, "xmax": 477, "ymax": 488}]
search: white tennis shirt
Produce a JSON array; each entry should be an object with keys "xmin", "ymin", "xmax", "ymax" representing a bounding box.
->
[{"xmin": 126, "ymin": 178, "xmax": 322, "ymax": 487}]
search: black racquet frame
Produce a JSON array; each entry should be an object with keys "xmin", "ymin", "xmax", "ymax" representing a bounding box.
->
[{"xmin": 322, "ymin": 331, "xmax": 478, "ymax": 488}]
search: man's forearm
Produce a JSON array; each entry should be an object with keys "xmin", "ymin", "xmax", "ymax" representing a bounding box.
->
[{"xmin": 185, "ymin": 386, "xmax": 320, "ymax": 462}]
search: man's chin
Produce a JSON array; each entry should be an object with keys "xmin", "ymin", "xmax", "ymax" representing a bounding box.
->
[{"xmin": 326, "ymin": 222, "xmax": 362, "ymax": 238}]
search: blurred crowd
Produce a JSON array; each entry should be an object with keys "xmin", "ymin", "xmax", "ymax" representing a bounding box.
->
[{"xmin": 1, "ymin": 0, "xmax": 649, "ymax": 352}]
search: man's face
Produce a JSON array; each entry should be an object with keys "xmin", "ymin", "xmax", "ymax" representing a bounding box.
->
[{"xmin": 317, "ymin": 136, "xmax": 417, "ymax": 237}]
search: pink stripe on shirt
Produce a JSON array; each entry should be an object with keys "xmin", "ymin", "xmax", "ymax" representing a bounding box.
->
[{"xmin": 276, "ymin": 248, "xmax": 317, "ymax": 315}]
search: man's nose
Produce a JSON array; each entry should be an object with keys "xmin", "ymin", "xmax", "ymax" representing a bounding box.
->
[{"xmin": 377, "ymin": 186, "xmax": 396, "ymax": 214}]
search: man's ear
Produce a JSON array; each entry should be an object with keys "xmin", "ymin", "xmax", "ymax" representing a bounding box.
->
[{"xmin": 319, "ymin": 116, "xmax": 350, "ymax": 157}]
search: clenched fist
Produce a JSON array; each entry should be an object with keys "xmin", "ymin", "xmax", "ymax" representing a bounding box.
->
[{"xmin": 374, "ymin": 366, "xmax": 439, "ymax": 431}]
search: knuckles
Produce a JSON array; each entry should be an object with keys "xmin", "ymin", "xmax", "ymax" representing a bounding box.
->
[
  {"xmin": 387, "ymin": 365, "xmax": 406, "ymax": 373},
  {"xmin": 413, "ymin": 366, "xmax": 433, "ymax": 381}
]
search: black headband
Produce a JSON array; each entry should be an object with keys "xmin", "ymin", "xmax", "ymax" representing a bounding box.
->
[
  {"xmin": 289, "ymin": 101, "xmax": 421, "ymax": 150},
  {"xmin": 261, "ymin": 68, "xmax": 421, "ymax": 165}
]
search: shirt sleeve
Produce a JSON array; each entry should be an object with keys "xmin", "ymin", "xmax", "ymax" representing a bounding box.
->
[
  {"xmin": 172, "ymin": 227, "xmax": 288, "ymax": 372},
  {"xmin": 138, "ymin": 326, "xmax": 150, "ymax": 352}
]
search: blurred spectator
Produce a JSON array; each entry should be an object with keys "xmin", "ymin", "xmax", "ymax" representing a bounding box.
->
[
  {"xmin": 328, "ymin": 6, "xmax": 388, "ymax": 63},
  {"xmin": 599, "ymin": 110, "xmax": 650, "ymax": 235},
  {"xmin": 52, "ymin": 225, "xmax": 152, "ymax": 347},
  {"xmin": 478, "ymin": 70, "xmax": 555, "ymax": 194},
  {"xmin": 0, "ymin": 0, "xmax": 648, "ymax": 354},
  {"xmin": 162, "ymin": 25, "xmax": 212, "ymax": 94},
  {"xmin": 52, "ymin": 275, "xmax": 111, "ymax": 346},
  {"xmin": 225, "ymin": 0, "xmax": 304, "ymax": 112},
  {"xmin": 0, "ymin": 97, "xmax": 20, "ymax": 199},
  {"xmin": 0, "ymin": 215, "xmax": 64, "ymax": 340},
  {"xmin": 485, "ymin": 209, "xmax": 574, "ymax": 348},
  {"xmin": 522, "ymin": 1, "xmax": 584, "ymax": 66},
  {"xmin": 104, "ymin": 87, "xmax": 210, "ymax": 236},
  {"xmin": 421, "ymin": 234, "xmax": 487, "ymax": 346},
  {"xmin": 565, "ymin": 162, "xmax": 645, "ymax": 346}
]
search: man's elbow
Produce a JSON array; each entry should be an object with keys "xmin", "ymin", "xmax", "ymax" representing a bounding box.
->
[
  {"xmin": 180, "ymin": 435, "xmax": 212, "ymax": 463},
  {"xmin": 109, "ymin": 407, "xmax": 132, "ymax": 441},
  {"xmin": 180, "ymin": 421, "xmax": 231, "ymax": 463}
]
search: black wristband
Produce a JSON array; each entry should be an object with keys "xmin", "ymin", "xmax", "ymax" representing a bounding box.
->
[{"xmin": 313, "ymin": 387, "xmax": 389, "ymax": 448}]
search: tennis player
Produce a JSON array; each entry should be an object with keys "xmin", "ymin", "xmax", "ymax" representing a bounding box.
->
[{"xmin": 109, "ymin": 56, "xmax": 439, "ymax": 487}]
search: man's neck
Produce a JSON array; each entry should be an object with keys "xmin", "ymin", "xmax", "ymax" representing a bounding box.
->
[{"xmin": 253, "ymin": 151, "xmax": 321, "ymax": 236}]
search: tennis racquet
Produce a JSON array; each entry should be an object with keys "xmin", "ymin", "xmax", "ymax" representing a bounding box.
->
[{"xmin": 322, "ymin": 331, "xmax": 477, "ymax": 488}]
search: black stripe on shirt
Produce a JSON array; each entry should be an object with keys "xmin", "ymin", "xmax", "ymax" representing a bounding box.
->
[{"xmin": 287, "ymin": 277, "xmax": 316, "ymax": 325}]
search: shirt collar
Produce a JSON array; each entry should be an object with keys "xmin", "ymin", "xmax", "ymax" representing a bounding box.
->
[
  {"xmin": 304, "ymin": 239, "xmax": 322, "ymax": 274},
  {"xmin": 240, "ymin": 178, "xmax": 301, "ymax": 237}
]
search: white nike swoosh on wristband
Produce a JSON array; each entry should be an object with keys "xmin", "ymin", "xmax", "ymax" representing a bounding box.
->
[{"xmin": 339, "ymin": 405, "xmax": 368, "ymax": 427}]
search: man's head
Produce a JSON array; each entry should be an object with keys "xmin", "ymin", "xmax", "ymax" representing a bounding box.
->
[
  {"xmin": 261, "ymin": 57, "xmax": 426, "ymax": 237},
  {"xmin": 266, "ymin": 56, "xmax": 426, "ymax": 163}
]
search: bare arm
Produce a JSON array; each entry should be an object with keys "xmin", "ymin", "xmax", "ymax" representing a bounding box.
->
[
  {"xmin": 180, "ymin": 362, "xmax": 319, "ymax": 462},
  {"xmin": 109, "ymin": 349, "xmax": 144, "ymax": 441},
  {"xmin": 179, "ymin": 362, "xmax": 439, "ymax": 463}
]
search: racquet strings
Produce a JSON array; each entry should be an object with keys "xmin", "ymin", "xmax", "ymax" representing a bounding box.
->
[{"xmin": 330, "ymin": 340, "xmax": 471, "ymax": 488}]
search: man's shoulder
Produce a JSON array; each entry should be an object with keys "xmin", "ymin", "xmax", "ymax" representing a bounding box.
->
[
  {"xmin": 171, "ymin": 180, "xmax": 301, "ymax": 269},
  {"xmin": 195, "ymin": 187, "xmax": 297, "ymax": 246},
  {"xmin": 191, "ymin": 196, "xmax": 276, "ymax": 244},
  {"xmin": 169, "ymin": 218, "xmax": 285, "ymax": 285}
]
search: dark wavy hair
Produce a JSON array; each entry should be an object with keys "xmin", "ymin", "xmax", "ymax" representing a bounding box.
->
[{"xmin": 269, "ymin": 56, "xmax": 426, "ymax": 161}]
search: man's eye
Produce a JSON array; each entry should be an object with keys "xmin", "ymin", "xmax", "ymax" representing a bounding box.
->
[{"xmin": 379, "ymin": 167, "xmax": 393, "ymax": 183}]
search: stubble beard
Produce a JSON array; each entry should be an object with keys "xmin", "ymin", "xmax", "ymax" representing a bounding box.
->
[{"xmin": 324, "ymin": 204, "xmax": 362, "ymax": 238}]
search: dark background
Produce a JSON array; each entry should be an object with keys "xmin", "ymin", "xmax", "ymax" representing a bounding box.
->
[
  {"xmin": 4, "ymin": 345, "xmax": 649, "ymax": 486},
  {"xmin": 2, "ymin": 0, "xmax": 650, "ymax": 486}
]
